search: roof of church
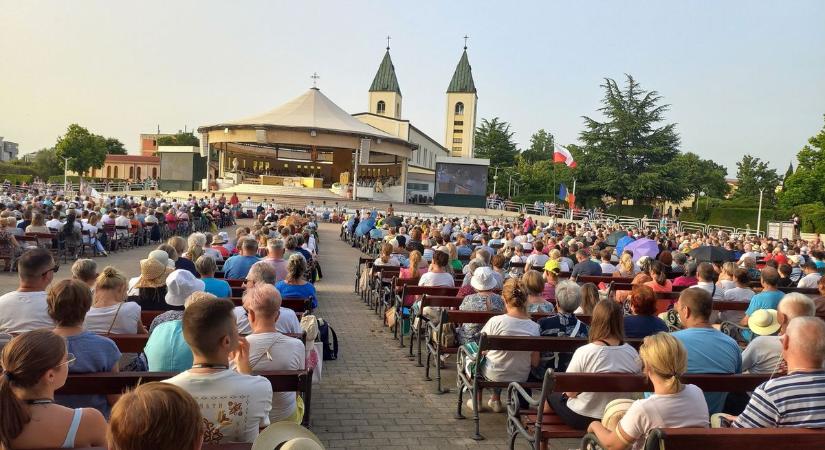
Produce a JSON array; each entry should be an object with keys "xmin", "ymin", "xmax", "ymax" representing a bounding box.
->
[
  {"xmin": 199, "ymin": 88, "xmax": 405, "ymax": 144},
  {"xmin": 447, "ymin": 49, "xmax": 476, "ymax": 93},
  {"xmin": 369, "ymin": 50, "xmax": 401, "ymax": 94}
]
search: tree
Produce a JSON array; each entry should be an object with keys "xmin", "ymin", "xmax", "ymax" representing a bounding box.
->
[
  {"xmin": 54, "ymin": 124, "xmax": 108, "ymax": 176},
  {"xmin": 780, "ymin": 114, "xmax": 825, "ymax": 208},
  {"xmin": 474, "ymin": 118, "xmax": 519, "ymax": 192},
  {"xmin": 157, "ymin": 132, "xmax": 199, "ymax": 147},
  {"xmin": 578, "ymin": 75, "xmax": 681, "ymax": 204},
  {"xmin": 104, "ymin": 137, "xmax": 127, "ymax": 155},
  {"xmin": 31, "ymin": 147, "xmax": 64, "ymax": 179},
  {"xmin": 668, "ymin": 152, "xmax": 729, "ymax": 204},
  {"xmin": 733, "ymin": 154, "xmax": 780, "ymax": 204},
  {"xmin": 521, "ymin": 129, "xmax": 554, "ymax": 163}
]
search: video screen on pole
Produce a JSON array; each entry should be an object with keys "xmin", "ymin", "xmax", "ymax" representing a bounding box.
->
[{"xmin": 435, "ymin": 163, "xmax": 488, "ymax": 196}]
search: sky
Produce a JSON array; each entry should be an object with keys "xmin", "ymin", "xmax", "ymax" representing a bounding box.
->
[{"xmin": 1, "ymin": 1, "xmax": 823, "ymax": 177}]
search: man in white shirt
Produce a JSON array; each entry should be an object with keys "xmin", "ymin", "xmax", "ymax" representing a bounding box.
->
[
  {"xmin": 599, "ymin": 249, "xmax": 617, "ymax": 275},
  {"xmin": 525, "ymin": 241, "xmax": 550, "ymax": 271},
  {"xmin": 691, "ymin": 262, "xmax": 725, "ymax": 300},
  {"xmin": 796, "ymin": 261, "xmax": 822, "ymax": 289},
  {"xmin": 45, "ymin": 210, "xmax": 63, "ymax": 231},
  {"xmin": 741, "ymin": 293, "xmax": 814, "ymax": 374},
  {"xmin": 0, "ymin": 248, "xmax": 56, "ymax": 333},
  {"xmin": 163, "ymin": 298, "xmax": 272, "ymax": 444},
  {"xmin": 234, "ymin": 262, "xmax": 301, "ymax": 335},
  {"xmin": 235, "ymin": 284, "xmax": 306, "ymax": 423},
  {"xmin": 114, "ymin": 209, "xmax": 131, "ymax": 238}
]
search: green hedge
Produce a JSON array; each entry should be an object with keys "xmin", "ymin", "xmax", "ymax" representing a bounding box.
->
[
  {"xmin": 0, "ymin": 174, "xmax": 33, "ymax": 184},
  {"xmin": 46, "ymin": 175, "xmax": 110, "ymax": 184}
]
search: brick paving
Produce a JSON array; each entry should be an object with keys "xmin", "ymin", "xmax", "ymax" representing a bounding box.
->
[{"xmin": 310, "ymin": 223, "xmax": 579, "ymax": 449}]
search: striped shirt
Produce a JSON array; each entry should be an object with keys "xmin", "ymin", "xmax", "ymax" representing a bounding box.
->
[{"xmin": 733, "ymin": 371, "xmax": 825, "ymax": 428}]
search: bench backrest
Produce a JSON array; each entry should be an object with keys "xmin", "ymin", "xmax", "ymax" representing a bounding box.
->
[
  {"xmin": 420, "ymin": 294, "xmax": 463, "ymax": 309},
  {"xmin": 549, "ymin": 372, "xmax": 771, "ymax": 393},
  {"xmin": 478, "ymin": 334, "xmax": 643, "ymax": 353},
  {"xmin": 59, "ymin": 370, "xmax": 310, "ymax": 395},
  {"xmin": 402, "ymin": 285, "xmax": 460, "ymax": 298},
  {"xmin": 107, "ymin": 332, "xmax": 306, "ymax": 353},
  {"xmin": 645, "ymin": 427, "xmax": 825, "ymax": 450}
]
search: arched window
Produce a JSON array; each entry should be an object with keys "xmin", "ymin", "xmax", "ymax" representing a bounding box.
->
[
  {"xmin": 106, "ymin": 166, "xmax": 111, "ymax": 178},
  {"xmin": 455, "ymin": 102, "xmax": 464, "ymax": 115},
  {"xmin": 114, "ymin": 166, "xmax": 119, "ymax": 178},
  {"xmin": 152, "ymin": 167, "xmax": 158, "ymax": 178},
  {"xmin": 136, "ymin": 167, "xmax": 141, "ymax": 179},
  {"xmin": 129, "ymin": 166, "xmax": 134, "ymax": 179},
  {"xmin": 377, "ymin": 101, "xmax": 386, "ymax": 115}
]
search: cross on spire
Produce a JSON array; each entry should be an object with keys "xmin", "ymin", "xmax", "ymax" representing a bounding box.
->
[
  {"xmin": 310, "ymin": 72, "xmax": 320, "ymax": 88},
  {"xmin": 463, "ymin": 34, "xmax": 469, "ymax": 50},
  {"xmin": 386, "ymin": 35, "xmax": 391, "ymax": 51}
]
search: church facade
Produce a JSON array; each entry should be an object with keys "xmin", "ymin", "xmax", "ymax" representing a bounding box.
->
[{"xmin": 353, "ymin": 44, "xmax": 478, "ymax": 202}]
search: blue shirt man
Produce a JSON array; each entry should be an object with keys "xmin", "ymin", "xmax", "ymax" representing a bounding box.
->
[
  {"xmin": 742, "ymin": 268, "xmax": 784, "ymax": 340},
  {"xmin": 223, "ymin": 254, "xmax": 260, "ymax": 279},
  {"xmin": 673, "ymin": 288, "xmax": 742, "ymax": 414}
]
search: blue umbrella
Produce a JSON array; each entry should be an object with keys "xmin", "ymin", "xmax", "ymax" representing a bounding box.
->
[
  {"xmin": 355, "ymin": 216, "xmax": 376, "ymax": 237},
  {"xmin": 624, "ymin": 238, "xmax": 660, "ymax": 262},
  {"xmin": 616, "ymin": 235, "xmax": 636, "ymax": 255}
]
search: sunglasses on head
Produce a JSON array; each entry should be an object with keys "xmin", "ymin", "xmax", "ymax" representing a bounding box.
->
[{"xmin": 41, "ymin": 265, "xmax": 59, "ymax": 276}]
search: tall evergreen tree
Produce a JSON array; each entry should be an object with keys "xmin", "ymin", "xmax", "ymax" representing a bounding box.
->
[
  {"xmin": 474, "ymin": 117, "xmax": 518, "ymax": 167},
  {"xmin": 521, "ymin": 129, "xmax": 554, "ymax": 163},
  {"xmin": 578, "ymin": 75, "xmax": 681, "ymax": 204},
  {"xmin": 733, "ymin": 154, "xmax": 780, "ymax": 204}
]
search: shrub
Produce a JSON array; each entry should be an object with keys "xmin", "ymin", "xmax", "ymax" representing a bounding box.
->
[{"xmin": 0, "ymin": 174, "xmax": 33, "ymax": 184}]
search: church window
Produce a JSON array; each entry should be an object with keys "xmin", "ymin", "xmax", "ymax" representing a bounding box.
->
[
  {"xmin": 137, "ymin": 167, "xmax": 141, "ymax": 179},
  {"xmin": 453, "ymin": 129, "xmax": 463, "ymax": 134},
  {"xmin": 453, "ymin": 138, "xmax": 463, "ymax": 144},
  {"xmin": 106, "ymin": 166, "xmax": 111, "ymax": 178},
  {"xmin": 455, "ymin": 102, "xmax": 464, "ymax": 115},
  {"xmin": 114, "ymin": 166, "xmax": 119, "ymax": 178},
  {"xmin": 454, "ymin": 120, "xmax": 464, "ymax": 126},
  {"xmin": 129, "ymin": 167, "xmax": 134, "ymax": 179},
  {"xmin": 152, "ymin": 167, "xmax": 158, "ymax": 178},
  {"xmin": 377, "ymin": 101, "xmax": 386, "ymax": 115}
]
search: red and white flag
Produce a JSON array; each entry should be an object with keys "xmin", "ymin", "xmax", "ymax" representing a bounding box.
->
[{"xmin": 553, "ymin": 143, "xmax": 577, "ymax": 168}]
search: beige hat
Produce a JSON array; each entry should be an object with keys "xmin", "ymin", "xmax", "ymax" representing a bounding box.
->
[
  {"xmin": 749, "ymin": 309, "xmax": 780, "ymax": 336},
  {"xmin": 134, "ymin": 258, "xmax": 173, "ymax": 289},
  {"xmin": 602, "ymin": 398, "xmax": 635, "ymax": 431},
  {"xmin": 252, "ymin": 422, "xmax": 323, "ymax": 450}
]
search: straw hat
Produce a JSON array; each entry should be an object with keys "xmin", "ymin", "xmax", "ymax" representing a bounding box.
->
[
  {"xmin": 471, "ymin": 267, "xmax": 498, "ymax": 291},
  {"xmin": 165, "ymin": 269, "xmax": 206, "ymax": 307},
  {"xmin": 602, "ymin": 398, "xmax": 634, "ymax": 431},
  {"xmin": 251, "ymin": 423, "xmax": 323, "ymax": 450},
  {"xmin": 748, "ymin": 309, "xmax": 780, "ymax": 336},
  {"xmin": 134, "ymin": 258, "xmax": 173, "ymax": 289},
  {"xmin": 213, "ymin": 232, "xmax": 229, "ymax": 245},
  {"xmin": 148, "ymin": 249, "xmax": 175, "ymax": 269}
]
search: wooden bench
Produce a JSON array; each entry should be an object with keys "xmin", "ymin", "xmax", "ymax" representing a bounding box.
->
[
  {"xmin": 507, "ymin": 370, "xmax": 772, "ymax": 448},
  {"xmin": 354, "ymin": 255, "xmax": 373, "ymax": 295},
  {"xmin": 392, "ymin": 284, "xmax": 459, "ymax": 346},
  {"xmin": 59, "ymin": 369, "xmax": 313, "ymax": 427},
  {"xmin": 369, "ymin": 266, "xmax": 401, "ymax": 311},
  {"xmin": 411, "ymin": 294, "xmax": 463, "ymax": 365},
  {"xmin": 630, "ymin": 427, "xmax": 825, "ymax": 450},
  {"xmin": 461, "ymin": 334, "xmax": 641, "ymax": 440},
  {"xmin": 39, "ymin": 445, "xmax": 251, "ymax": 450}
]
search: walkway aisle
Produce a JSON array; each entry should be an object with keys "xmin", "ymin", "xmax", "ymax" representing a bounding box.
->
[{"xmin": 310, "ymin": 223, "xmax": 533, "ymax": 450}]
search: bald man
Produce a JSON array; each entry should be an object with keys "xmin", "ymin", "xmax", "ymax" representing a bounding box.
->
[
  {"xmin": 741, "ymin": 293, "xmax": 815, "ymax": 374},
  {"xmin": 733, "ymin": 317, "xmax": 825, "ymax": 428}
]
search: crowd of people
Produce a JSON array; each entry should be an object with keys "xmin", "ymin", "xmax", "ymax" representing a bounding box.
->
[
  {"xmin": 0, "ymin": 189, "xmax": 326, "ymax": 448},
  {"xmin": 347, "ymin": 209, "xmax": 825, "ymax": 447}
]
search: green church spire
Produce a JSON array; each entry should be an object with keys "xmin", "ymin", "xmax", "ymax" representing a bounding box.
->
[{"xmin": 369, "ymin": 50, "xmax": 401, "ymax": 95}]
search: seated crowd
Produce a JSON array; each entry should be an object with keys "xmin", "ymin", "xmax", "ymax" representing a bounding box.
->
[
  {"xmin": 0, "ymin": 205, "xmax": 324, "ymax": 448},
  {"xmin": 349, "ymin": 210, "xmax": 825, "ymax": 447}
]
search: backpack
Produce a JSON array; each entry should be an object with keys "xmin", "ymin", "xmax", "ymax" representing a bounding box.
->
[{"xmin": 317, "ymin": 318, "xmax": 339, "ymax": 360}]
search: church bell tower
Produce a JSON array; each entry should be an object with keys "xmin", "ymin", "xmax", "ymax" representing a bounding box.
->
[
  {"xmin": 368, "ymin": 39, "xmax": 402, "ymax": 119},
  {"xmin": 445, "ymin": 38, "xmax": 478, "ymax": 158}
]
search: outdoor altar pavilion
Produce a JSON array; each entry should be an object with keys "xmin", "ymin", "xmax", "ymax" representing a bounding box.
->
[{"xmin": 197, "ymin": 87, "xmax": 416, "ymax": 201}]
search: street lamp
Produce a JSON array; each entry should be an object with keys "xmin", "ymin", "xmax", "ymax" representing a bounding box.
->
[
  {"xmin": 61, "ymin": 156, "xmax": 71, "ymax": 191},
  {"xmin": 756, "ymin": 187, "xmax": 765, "ymax": 236},
  {"xmin": 492, "ymin": 167, "xmax": 499, "ymax": 196}
]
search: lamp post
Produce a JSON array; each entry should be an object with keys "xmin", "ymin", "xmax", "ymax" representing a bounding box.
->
[
  {"xmin": 61, "ymin": 156, "xmax": 71, "ymax": 191},
  {"xmin": 492, "ymin": 167, "xmax": 499, "ymax": 195},
  {"xmin": 756, "ymin": 187, "xmax": 765, "ymax": 236}
]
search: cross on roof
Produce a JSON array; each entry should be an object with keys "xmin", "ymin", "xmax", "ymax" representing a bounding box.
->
[
  {"xmin": 386, "ymin": 35, "xmax": 391, "ymax": 51},
  {"xmin": 311, "ymin": 72, "xmax": 320, "ymax": 88},
  {"xmin": 464, "ymin": 34, "xmax": 469, "ymax": 50}
]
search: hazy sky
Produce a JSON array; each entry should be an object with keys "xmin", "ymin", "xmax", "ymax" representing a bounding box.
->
[{"xmin": 2, "ymin": 1, "xmax": 823, "ymax": 176}]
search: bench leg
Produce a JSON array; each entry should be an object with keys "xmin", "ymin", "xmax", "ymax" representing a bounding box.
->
[
  {"xmin": 425, "ymin": 350, "xmax": 432, "ymax": 381},
  {"xmin": 471, "ymin": 386, "xmax": 484, "ymax": 440},
  {"xmin": 435, "ymin": 351, "xmax": 447, "ymax": 394},
  {"xmin": 455, "ymin": 382, "xmax": 465, "ymax": 419}
]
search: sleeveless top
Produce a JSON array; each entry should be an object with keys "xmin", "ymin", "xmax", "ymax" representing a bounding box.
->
[{"xmin": 61, "ymin": 408, "xmax": 83, "ymax": 448}]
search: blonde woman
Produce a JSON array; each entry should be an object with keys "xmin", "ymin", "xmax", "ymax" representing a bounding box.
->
[
  {"xmin": 614, "ymin": 253, "xmax": 635, "ymax": 278},
  {"xmin": 86, "ymin": 267, "xmax": 147, "ymax": 335},
  {"xmin": 401, "ymin": 250, "xmax": 427, "ymax": 279},
  {"xmin": 446, "ymin": 242, "xmax": 462, "ymax": 272},
  {"xmin": 374, "ymin": 242, "xmax": 400, "ymax": 267},
  {"xmin": 586, "ymin": 333, "xmax": 709, "ymax": 449},
  {"xmin": 549, "ymin": 248, "xmax": 569, "ymax": 272},
  {"xmin": 717, "ymin": 262, "xmax": 737, "ymax": 291}
]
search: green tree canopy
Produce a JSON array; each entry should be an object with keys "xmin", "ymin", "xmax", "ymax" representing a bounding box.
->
[
  {"xmin": 104, "ymin": 137, "xmax": 127, "ymax": 155},
  {"xmin": 54, "ymin": 124, "xmax": 108, "ymax": 176},
  {"xmin": 474, "ymin": 117, "xmax": 519, "ymax": 193},
  {"xmin": 667, "ymin": 152, "xmax": 729, "ymax": 202},
  {"xmin": 780, "ymin": 114, "xmax": 825, "ymax": 208},
  {"xmin": 577, "ymin": 75, "xmax": 681, "ymax": 204},
  {"xmin": 733, "ymin": 154, "xmax": 780, "ymax": 204},
  {"xmin": 31, "ymin": 147, "xmax": 64, "ymax": 179},
  {"xmin": 157, "ymin": 132, "xmax": 200, "ymax": 147},
  {"xmin": 521, "ymin": 129, "xmax": 554, "ymax": 163}
]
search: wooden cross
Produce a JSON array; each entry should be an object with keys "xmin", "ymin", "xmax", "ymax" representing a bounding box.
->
[
  {"xmin": 464, "ymin": 34, "xmax": 469, "ymax": 49},
  {"xmin": 311, "ymin": 72, "xmax": 320, "ymax": 88},
  {"xmin": 386, "ymin": 35, "xmax": 391, "ymax": 50}
]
